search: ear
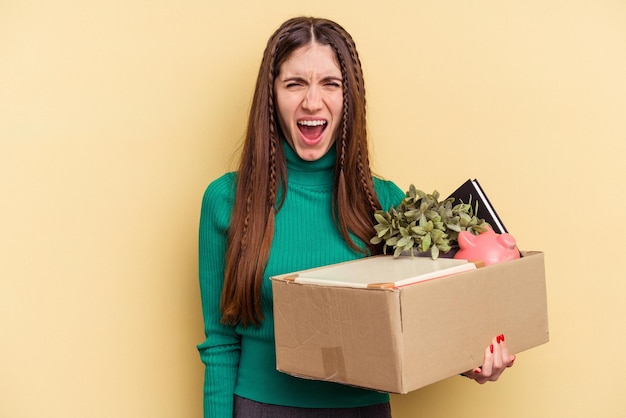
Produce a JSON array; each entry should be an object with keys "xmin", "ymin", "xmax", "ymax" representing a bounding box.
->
[
  {"xmin": 457, "ymin": 231, "xmax": 476, "ymax": 248},
  {"xmin": 498, "ymin": 233, "xmax": 517, "ymax": 250}
]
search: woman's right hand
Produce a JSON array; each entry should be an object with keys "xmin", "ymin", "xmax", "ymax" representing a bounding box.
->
[{"xmin": 462, "ymin": 334, "xmax": 516, "ymax": 384}]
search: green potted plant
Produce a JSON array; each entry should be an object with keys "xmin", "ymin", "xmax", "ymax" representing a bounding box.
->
[{"xmin": 371, "ymin": 185, "xmax": 489, "ymax": 259}]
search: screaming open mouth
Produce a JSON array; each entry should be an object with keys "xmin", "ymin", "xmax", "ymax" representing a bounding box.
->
[{"xmin": 297, "ymin": 120, "xmax": 327, "ymax": 144}]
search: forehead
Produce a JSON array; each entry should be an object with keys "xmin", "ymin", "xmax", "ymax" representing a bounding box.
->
[{"xmin": 278, "ymin": 42, "xmax": 341, "ymax": 76}]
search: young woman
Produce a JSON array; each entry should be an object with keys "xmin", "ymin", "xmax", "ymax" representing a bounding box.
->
[{"xmin": 197, "ymin": 16, "xmax": 515, "ymax": 418}]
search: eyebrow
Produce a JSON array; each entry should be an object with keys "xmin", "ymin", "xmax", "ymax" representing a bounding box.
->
[
  {"xmin": 280, "ymin": 75, "xmax": 343, "ymax": 84},
  {"xmin": 321, "ymin": 76, "xmax": 343, "ymax": 83}
]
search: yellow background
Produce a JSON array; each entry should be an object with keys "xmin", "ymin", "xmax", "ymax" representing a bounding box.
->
[{"xmin": 2, "ymin": 1, "xmax": 625, "ymax": 417}]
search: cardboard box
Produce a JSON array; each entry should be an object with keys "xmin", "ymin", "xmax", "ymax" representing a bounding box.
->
[{"xmin": 271, "ymin": 251, "xmax": 549, "ymax": 394}]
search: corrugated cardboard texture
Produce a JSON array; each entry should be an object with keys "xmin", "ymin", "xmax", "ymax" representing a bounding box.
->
[{"xmin": 272, "ymin": 251, "xmax": 548, "ymax": 393}]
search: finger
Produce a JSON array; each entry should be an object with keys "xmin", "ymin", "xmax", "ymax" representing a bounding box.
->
[
  {"xmin": 464, "ymin": 367, "xmax": 487, "ymax": 384},
  {"xmin": 492, "ymin": 338, "xmax": 504, "ymax": 371},
  {"xmin": 487, "ymin": 334, "xmax": 511, "ymax": 380},
  {"xmin": 496, "ymin": 335, "xmax": 516, "ymax": 368},
  {"xmin": 480, "ymin": 343, "xmax": 494, "ymax": 377},
  {"xmin": 498, "ymin": 335, "xmax": 510, "ymax": 361},
  {"xmin": 507, "ymin": 354, "xmax": 516, "ymax": 368},
  {"xmin": 473, "ymin": 367, "xmax": 489, "ymax": 384}
]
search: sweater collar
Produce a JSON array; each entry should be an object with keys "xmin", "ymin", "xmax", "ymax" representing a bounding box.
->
[{"xmin": 284, "ymin": 140, "xmax": 336, "ymax": 187}]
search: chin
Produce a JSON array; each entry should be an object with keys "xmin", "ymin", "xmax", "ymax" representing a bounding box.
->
[{"xmin": 297, "ymin": 150, "xmax": 326, "ymax": 161}]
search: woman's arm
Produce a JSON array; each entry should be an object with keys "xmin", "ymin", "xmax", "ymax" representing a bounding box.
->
[{"xmin": 197, "ymin": 174, "xmax": 241, "ymax": 417}]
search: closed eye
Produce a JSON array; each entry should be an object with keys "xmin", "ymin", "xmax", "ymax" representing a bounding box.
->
[
  {"xmin": 282, "ymin": 77, "xmax": 306, "ymax": 89},
  {"xmin": 323, "ymin": 77, "xmax": 343, "ymax": 88}
]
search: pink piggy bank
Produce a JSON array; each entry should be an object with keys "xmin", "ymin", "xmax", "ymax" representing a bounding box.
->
[{"xmin": 453, "ymin": 227, "xmax": 520, "ymax": 266}]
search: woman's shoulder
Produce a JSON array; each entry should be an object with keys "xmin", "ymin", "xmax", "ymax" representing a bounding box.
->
[
  {"xmin": 201, "ymin": 172, "xmax": 237, "ymax": 215},
  {"xmin": 203, "ymin": 172, "xmax": 237, "ymax": 198},
  {"xmin": 373, "ymin": 176, "xmax": 405, "ymax": 210}
]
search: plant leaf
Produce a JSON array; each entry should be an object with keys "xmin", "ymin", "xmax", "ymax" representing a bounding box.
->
[
  {"xmin": 374, "ymin": 213, "xmax": 389, "ymax": 225},
  {"xmin": 421, "ymin": 233, "xmax": 431, "ymax": 251},
  {"xmin": 397, "ymin": 236, "xmax": 413, "ymax": 248},
  {"xmin": 386, "ymin": 236, "xmax": 399, "ymax": 246}
]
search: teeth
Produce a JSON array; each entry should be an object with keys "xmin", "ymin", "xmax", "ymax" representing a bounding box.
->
[{"xmin": 298, "ymin": 120, "xmax": 327, "ymax": 127}]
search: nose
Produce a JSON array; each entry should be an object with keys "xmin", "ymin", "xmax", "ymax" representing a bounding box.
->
[{"xmin": 302, "ymin": 86, "xmax": 323, "ymax": 112}]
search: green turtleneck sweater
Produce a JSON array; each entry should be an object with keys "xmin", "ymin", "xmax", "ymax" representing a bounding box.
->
[{"xmin": 197, "ymin": 142, "xmax": 404, "ymax": 417}]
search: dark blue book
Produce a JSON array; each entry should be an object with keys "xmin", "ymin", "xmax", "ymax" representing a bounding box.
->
[{"xmin": 447, "ymin": 179, "xmax": 508, "ymax": 234}]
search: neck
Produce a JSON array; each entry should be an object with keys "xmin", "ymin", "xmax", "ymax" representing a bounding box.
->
[{"xmin": 284, "ymin": 140, "xmax": 336, "ymax": 187}]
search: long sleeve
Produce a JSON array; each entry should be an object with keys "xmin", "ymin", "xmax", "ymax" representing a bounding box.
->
[{"xmin": 197, "ymin": 173, "xmax": 240, "ymax": 418}]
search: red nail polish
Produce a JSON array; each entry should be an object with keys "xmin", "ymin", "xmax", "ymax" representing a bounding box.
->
[
  {"xmin": 496, "ymin": 335, "xmax": 501, "ymax": 344},
  {"xmin": 501, "ymin": 334, "xmax": 505, "ymax": 342},
  {"xmin": 490, "ymin": 344, "xmax": 494, "ymax": 353}
]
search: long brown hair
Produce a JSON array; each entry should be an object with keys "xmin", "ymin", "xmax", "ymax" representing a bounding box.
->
[{"xmin": 220, "ymin": 17, "xmax": 382, "ymax": 326}]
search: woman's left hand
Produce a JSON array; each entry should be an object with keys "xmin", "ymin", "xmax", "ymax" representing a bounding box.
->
[{"xmin": 462, "ymin": 334, "xmax": 516, "ymax": 384}]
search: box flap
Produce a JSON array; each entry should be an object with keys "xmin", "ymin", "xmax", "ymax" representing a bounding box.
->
[{"xmin": 273, "ymin": 256, "xmax": 476, "ymax": 288}]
